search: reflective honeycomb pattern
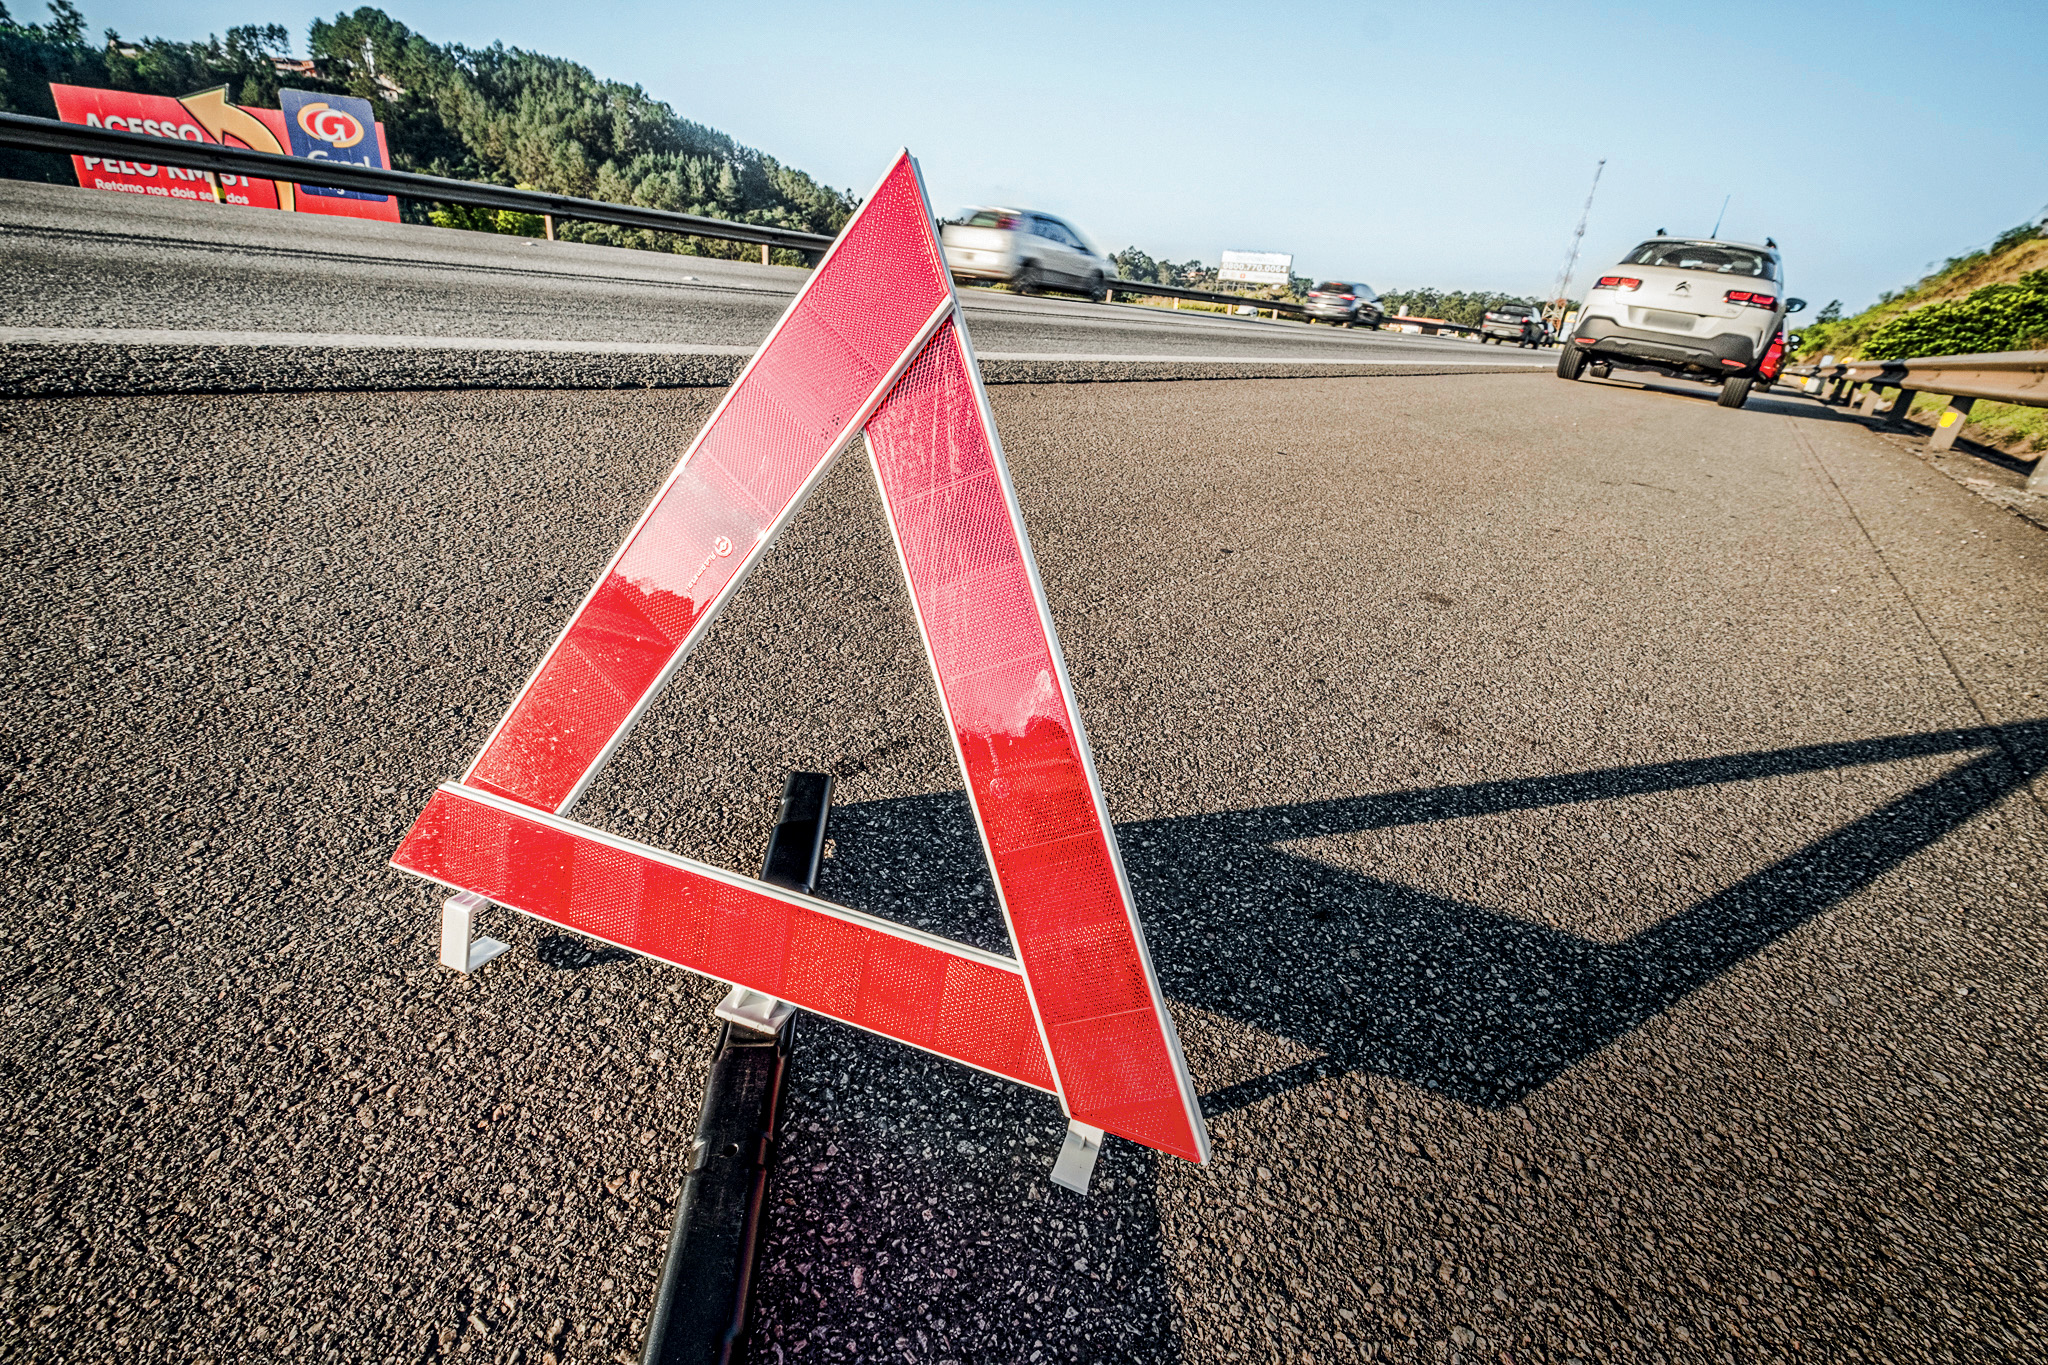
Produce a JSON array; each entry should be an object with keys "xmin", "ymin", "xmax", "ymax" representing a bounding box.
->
[
  {"xmin": 864, "ymin": 320, "xmax": 1208, "ymax": 1164},
  {"xmin": 464, "ymin": 151, "xmax": 950, "ymax": 813},
  {"xmin": 393, "ymin": 787, "xmax": 1055, "ymax": 1091},
  {"xmin": 391, "ymin": 151, "xmax": 1207, "ymax": 1165}
]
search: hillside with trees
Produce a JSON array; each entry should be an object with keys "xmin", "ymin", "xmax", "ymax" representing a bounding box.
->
[
  {"xmin": 0, "ymin": 2, "xmax": 855, "ymax": 260},
  {"xmin": 1793, "ymin": 214, "xmax": 2047, "ymax": 455},
  {"xmin": 1795, "ymin": 216, "xmax": 2047, "ymax": 361}
]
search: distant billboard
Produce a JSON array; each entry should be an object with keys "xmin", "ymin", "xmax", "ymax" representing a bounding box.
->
[
  {"xmin": 1219, "ymin": 250, "xmax": 1292, "ymax": 286},
  {"xmin": 280, "ymin": 89, "xmax": 393, "ymax": 205},
  {"xmin": 47, "ymin": 82, "xmax": 398, "ymax": 223},
  {"xmin": 48, "ymin": 84, "xmax": 281, "ymax": 209}
]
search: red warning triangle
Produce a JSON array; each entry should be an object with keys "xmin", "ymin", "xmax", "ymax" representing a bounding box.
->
[{"xmin": 392, "ymin": 152, "xmax": 1209, "ymax": 1165}]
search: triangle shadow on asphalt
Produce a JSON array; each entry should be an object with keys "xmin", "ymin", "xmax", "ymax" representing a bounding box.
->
[{"xmin": 820, "ymin": 719, "xmax": 2046, "ymax": 1116}]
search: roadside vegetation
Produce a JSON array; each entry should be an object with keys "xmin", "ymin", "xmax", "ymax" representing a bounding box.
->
[
  {"xmin": 0, "ymin": 2, "xmax": 854, "ymax": 263},
  {"xmin": 1375, "ymin": 289, "xmax": 1540, "ymax": 327},
  {"xmin": 1794, "ymin": 217, "xmax": 2047, "ymax": 361},
  {"xmin": 1792, "ymin": 214, "xmax": 2048, "ymax": 454},
  {"xmin": 1105, "ymin": 248, "xmax": 1538, "ymax": 323}
]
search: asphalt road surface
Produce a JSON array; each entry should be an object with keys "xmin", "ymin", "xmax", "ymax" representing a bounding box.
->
[
  {"xmin": 0, "ymin": 179, "xmax": 1550, "ymax": 395},
  {"xmin": 4, "ymin": 194, "xmax": 2047, "ymax": 1365}
]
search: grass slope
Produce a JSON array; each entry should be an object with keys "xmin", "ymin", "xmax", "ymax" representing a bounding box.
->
[{"xmin": 1798, "ymin": 217, "xmax": 2047, "ymax": 455}]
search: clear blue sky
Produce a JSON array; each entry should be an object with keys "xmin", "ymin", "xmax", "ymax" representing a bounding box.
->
[{"xmin": 72, "ymin": 0, "xmax": 2048, "ymax": 309}]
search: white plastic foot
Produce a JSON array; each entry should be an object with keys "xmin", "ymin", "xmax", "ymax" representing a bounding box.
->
[
  {"xmin": 716, "ymin": 985, "xmax": 794, "ymax": 1035},
  {"xmin": 439, "ymin": 891, "xmax": 510, "ymax": 973},
  {"xmin": 1049, "ymin": 1120, "xmax": 1104, "ymax": 1195}
]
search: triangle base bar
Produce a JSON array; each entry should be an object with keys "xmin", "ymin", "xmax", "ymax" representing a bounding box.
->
[{"xmin": 392, "ymin": 783, "xmax": 1056, "ymax": 1094}]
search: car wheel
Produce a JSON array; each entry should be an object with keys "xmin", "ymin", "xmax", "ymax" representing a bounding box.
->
[
  {"xmin": 1556, "ymin": 342, "xmax": 1587, "ymax": 380},
  {"xmin": 1718, "ymin": 375, "xmax": 1753, "ymax": 409},
  {"xmin": 1014, "ymin": 262, "xmax": 1040, "ymax": 296},
  {"xmin": 1088, "ymin": 272, "xmax": 1106, "ymax": 304}
]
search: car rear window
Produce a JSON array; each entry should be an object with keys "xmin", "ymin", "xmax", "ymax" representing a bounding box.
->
[
  {"xmin": 962, "ymin": 210, "xmax": 1021, "ymax": 230},
  {"xmin": 1622, "ymin": 240, "xmax": 1778, "ymax": 280},
  {"xmin": 1314, "ymin": 281, "xmax": 1353, "ymax": 293}
]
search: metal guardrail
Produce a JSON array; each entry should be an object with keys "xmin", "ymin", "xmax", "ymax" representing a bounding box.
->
[
  {"xmin": 1101, "ymin": 277, "xmax": 1308, "ymax": 318},
  {"xmin": 3, "ymin": 111, "xmax": 1506, "ymax": 341},
  {"xmin": 0, "ymin": 111, "xmax": 835, "ymax": 254},
  {"xmin": 1097, "ymin": 278, "xmax": 1483, "ymax": 335},
  {"xmin": 1785, "ymin": 348, "xmax": 2047, "ymax": 490},
  {"xmin": 1384, "ymin": 316, "xmax": 1482, "ymax": 338}
]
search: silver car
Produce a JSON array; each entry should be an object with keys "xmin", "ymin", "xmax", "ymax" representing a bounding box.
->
[{"xmin": 942, "ymin": 208, "xmax": 1112, "ymax": 301}]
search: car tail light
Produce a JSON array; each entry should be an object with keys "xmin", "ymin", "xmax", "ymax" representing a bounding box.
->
[
  {"xmin": 1595, "ymin": 276, "xmax": 1641, "ymax": 291},
  {"xmin": 1725, "ymin": 290, "xmax": 1777, "ymax": 308}
]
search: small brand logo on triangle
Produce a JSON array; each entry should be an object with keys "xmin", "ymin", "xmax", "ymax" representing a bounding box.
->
[{"xmin": 391, "ymin": 152, "xmax": 1209, "ymax": 1165}]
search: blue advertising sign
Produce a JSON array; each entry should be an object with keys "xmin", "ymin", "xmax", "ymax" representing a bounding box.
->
[{"xmin": 279, "ymin": 88, "xmax": 389, "ymax": 202}]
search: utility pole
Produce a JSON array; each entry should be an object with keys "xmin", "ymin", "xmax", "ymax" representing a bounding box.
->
[{"xmin": 1546, "ymin": 159, "xmax": 1604, "ymax": 333}]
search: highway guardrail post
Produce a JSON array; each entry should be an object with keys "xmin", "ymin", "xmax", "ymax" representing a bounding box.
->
[
  {"xmin": 1876, "ymin": 387, "xmax": 1917, "ymax": 424},
  {"xmin": 1928, "ymin": 396, "xmax": 1976, "ymax": 452},
  {"xmin": 639, "ymin": 771, "xmax": 831, "ymax": 1365}
]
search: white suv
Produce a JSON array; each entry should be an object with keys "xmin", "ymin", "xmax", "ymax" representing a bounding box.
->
[
  {"xmin": 1557, "ymin": 235, "xmax": 1805, "ymax": 408},
  {"xmin": 942, "ymin": 209, "xmax": 1113, "ymax": 301}
]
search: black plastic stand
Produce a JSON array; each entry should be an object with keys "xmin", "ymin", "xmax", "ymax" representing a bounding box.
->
[{"xmin": 639, "ymin": 772, "xmax": 832, "ymax": 1365}]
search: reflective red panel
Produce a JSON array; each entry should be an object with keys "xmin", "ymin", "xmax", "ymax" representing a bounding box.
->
[
  {"xmin": 864, "ymin": 320, "xmax": 1209, "ymax": 1164},
  {"xmin": 393, "ymin": 150, "xmax": 1208, "ymax": 1166},
  {"xmin": 394, "ymin": 786, "xmax": 1055, "ymax": 1091},
  {"xmin": 465, "ymin": 151, "xmax": 951, "ymax": 813}
]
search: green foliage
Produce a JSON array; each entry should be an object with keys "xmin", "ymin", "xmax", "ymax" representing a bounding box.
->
[
  {"xmin": 1, "ymin": 3, "xmax": 296, "ymax": 181},
  {"xmin": 1378, "ymin": 288, "xmax": 1538, "ymax": 327},
  {"xmin": 1, "ymin": 3, "xmax": 855, "ymax": 256},
  {"xmin": 1861, "ymin": 271, "xmax": 2048, "ymax": 360},
  {"xmin": 1110, "ymin": 246, "xmax": 1215, "ymax": 290},
  {"xmin": 428, "ymin": 201, "xmax": 542, "ymax": 236},
  {"xmin": 300, "ymin": 7, "xmax": 854, "ymax": 251},
  {"xmin": 1795, "ymin": 215, "xmax": 2046, "ymax": 360},
  {"xmin": 1814, "ymin": 299, "xmax": 1841, "ymax": 324}
]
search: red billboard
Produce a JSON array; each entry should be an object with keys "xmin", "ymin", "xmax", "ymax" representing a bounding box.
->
[{"xmin": 47, "ymin": 83, "xmax": 399, "ymax": 223}]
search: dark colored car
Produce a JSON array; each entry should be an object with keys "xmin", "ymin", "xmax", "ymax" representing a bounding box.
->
[
  {"xmin": 1306, "ymin": 281, "xmax": 1384, "ymax": 328},
  {"xmin": 1480, "ymin": 303, "xmax": 1546, "ymax": 346}
]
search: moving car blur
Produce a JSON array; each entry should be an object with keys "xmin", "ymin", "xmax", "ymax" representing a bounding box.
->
[
  {"xmin": 1480, "ymin": 303, "xmax": 1546, "ymax": 346},
  {"xmin": 942, "ymin": 209, "xmax": 1114, "ymax": 301},
  {"xmin": 1305, "ymin": 281, "xmax": 1384, "ymax": 328}
]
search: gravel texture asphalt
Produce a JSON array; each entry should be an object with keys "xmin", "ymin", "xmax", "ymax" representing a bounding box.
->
[
  {"xmin": 2, "ymin": 366, "xmax": 2044, "ymax": 1365},
  {"xmin": 0, "ymin": 337, "xmax": 1534, "ymax": 399}
]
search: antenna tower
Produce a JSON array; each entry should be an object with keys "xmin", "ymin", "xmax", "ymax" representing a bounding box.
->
[{"xmin": 1546, "ymin": 159, "xmax": 1605, "ymax": 331}]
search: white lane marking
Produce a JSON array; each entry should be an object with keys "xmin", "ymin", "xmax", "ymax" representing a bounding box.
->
[
  {"xmin": 975, "ymin": 353, "xmax": 1551, "ymax": 366},
  {"xmin": 0, "ymin": 326, "xmax": 1550, "ymax": 366},
  {"xmin": 0, "ymin": 327, "xmax": 756, "ymax": 355}
]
